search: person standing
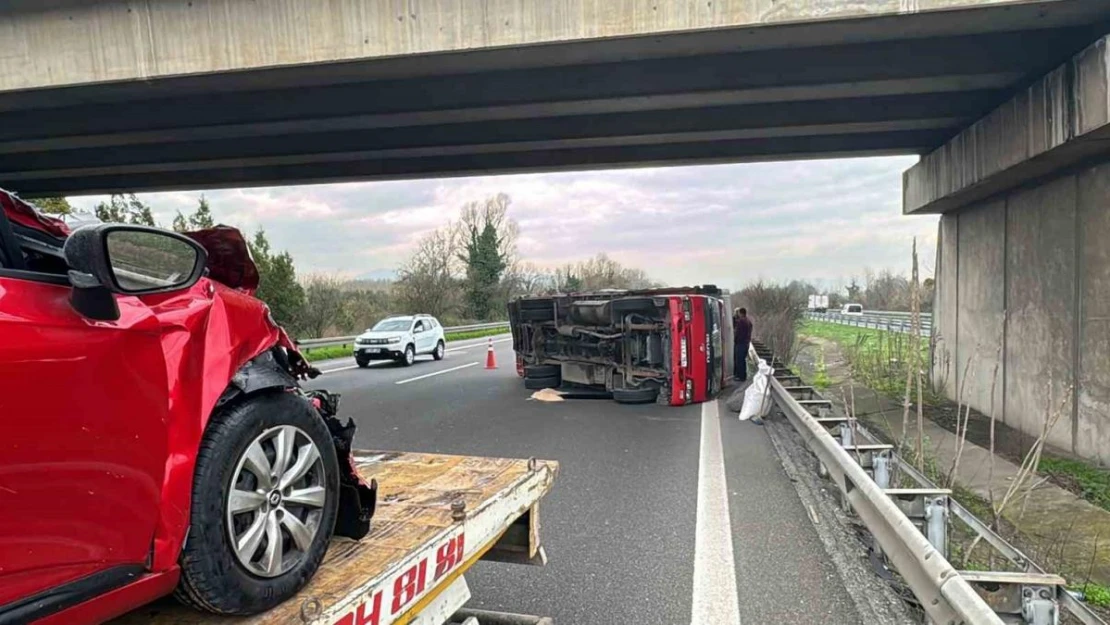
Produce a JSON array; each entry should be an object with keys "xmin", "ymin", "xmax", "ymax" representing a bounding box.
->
[{"xmin": 733, "ymin": 307, "xmax": 753, "ymax": 382}]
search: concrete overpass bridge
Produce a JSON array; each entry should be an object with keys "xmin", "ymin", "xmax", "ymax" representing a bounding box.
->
[
  {"xmin": 1, "ymin": 0, "xmax": 1109, "ymax": 463},
  {"xmin": 0, "ymin": 0, "xmax": 1106, "ymax": 195}
]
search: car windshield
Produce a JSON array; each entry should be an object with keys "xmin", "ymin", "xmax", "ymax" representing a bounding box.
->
[{"xmin": 371, "ymin": 319, "xmax": 411, "ymax": 332}]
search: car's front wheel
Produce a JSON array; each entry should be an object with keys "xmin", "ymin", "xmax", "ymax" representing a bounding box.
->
[
  {"xmin": 355, "ymin": 356, "xmax": 370, "ymax": 368},
  {"xmin": 176, "ymin": 392, "xmax": 339, "ymax": 615},
  {"xmin": 399, "ymin": 344, "xmax": 416, "ymax": 367},
  {"xmin": 432, "ymin": 340, "xmax": 445, "ymax": 361}
]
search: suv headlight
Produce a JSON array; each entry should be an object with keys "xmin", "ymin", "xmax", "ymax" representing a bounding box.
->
[{"xmin": 387, "ymin": 337, "xmax": 402, "ymax": 344}]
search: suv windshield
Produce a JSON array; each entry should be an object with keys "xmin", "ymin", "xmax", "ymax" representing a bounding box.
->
[{"xmin": 371, "ymin": 319, "xmax": 411, "ymax": 332}]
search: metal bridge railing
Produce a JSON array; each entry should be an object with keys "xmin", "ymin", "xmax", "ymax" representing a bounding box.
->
[{"xmin": 806, "ymin": 310, "xmax": 933, "ymax": 337}]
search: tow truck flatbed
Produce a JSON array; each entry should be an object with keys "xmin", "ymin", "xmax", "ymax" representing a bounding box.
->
[{"xmin": 111, "ymin": 451, "xmax": 558, "ymax": 625}]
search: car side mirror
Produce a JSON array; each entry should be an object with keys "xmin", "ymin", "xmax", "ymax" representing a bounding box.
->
[{"xmin": 63, "ymin": 224, "xmax": 208, "ymax": 321}]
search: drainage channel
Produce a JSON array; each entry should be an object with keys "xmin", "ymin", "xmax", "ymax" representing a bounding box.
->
[{"xmin": 751, "ymin": 340, "xmax": 1106, "ymax": 625}]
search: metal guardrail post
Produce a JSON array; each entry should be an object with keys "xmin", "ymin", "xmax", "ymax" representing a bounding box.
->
[
  {"xmin": 761, "ymin": 335, "xmax": 1102, "ymax": 625},
  {"xmin": 755, "ymin": 342, "xmax": 1004, "ymax": 625}
]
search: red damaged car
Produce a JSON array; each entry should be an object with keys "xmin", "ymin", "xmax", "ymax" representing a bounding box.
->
[
  {"xmin": 0, "ymin": 191, "xmax": 375, "ymax": 624},
  {"xmin": 507, "ymin": 286, "xmax": 729, "ymax": 405}
]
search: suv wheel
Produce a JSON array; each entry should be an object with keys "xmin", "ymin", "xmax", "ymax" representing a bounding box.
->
[
  {"xmin": 399, "ymin": 344, "xmax": 416, "ymax": 367},
  {"xmin": 432, "ymin": 340, "xmax": 445, "ymax": 361},
  {"xmin": 355, "ymin": 356, "xmax": 370, "ymax": 368},
  {"xmin": 176, "ymin": 392, "xmax": 339, "ymax": 615}
]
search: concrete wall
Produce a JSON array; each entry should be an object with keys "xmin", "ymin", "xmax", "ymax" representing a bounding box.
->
[
  {"xmin": 1004, "ymin": 176, "xmax": 1076, "ymax": 452},
  {"xmin": 1076, "ymin": 162, "xmax": 1110, "ymax": 461},
  {"xmin": 932, "ymin": 159, "xmax": 1110, "ymax": 462},
  {"xmin": 956, "ymin": 199, "xmax": 1005, "ymax": 418},
  {"xmin": 0, "ymin": 0, "xmax": 1076, "ymax": 93}
]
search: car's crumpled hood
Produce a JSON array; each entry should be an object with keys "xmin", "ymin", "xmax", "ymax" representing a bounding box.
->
[
  {"xmin": 1, "ymin": 189, "xmax": 260, "ymax": 294},
  {"xmin": 1, "ymin": 189, "xmax": 71, "ymax": 239},
  {"xmin": 181, "ymin": 225, "xmax": 260, "ymax": 294}
]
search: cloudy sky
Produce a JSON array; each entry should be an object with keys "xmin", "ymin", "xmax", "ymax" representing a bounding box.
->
[{"xmin": 69, "ymin": 155, "xmax": 936, "ymax": 290}]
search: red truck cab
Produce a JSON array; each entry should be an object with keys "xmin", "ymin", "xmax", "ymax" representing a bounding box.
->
[{"xmin": 507, "ymin": 286, "xmax": 728, "ymax": 405}]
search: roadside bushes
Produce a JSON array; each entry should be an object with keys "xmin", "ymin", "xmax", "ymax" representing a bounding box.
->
[{"xmin": 731, "ymin": 281, "xmax": 807, "ymax": 364}]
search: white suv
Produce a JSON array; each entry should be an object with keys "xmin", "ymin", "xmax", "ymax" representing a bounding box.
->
[{"xmin": 353, "ymin": 314, "xmax": 446, "ymax": 367}]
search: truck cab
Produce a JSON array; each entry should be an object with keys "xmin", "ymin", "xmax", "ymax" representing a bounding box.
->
[{"xmin": 507, "ymin": 286, "xmax": 727, "ymax": 405}]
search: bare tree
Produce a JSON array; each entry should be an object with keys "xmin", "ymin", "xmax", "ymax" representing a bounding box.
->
[
  {"xmin": 299, "ymin": 274, "xmax": 349, "ymax": 339},
  {"xmin": 553, "ymin": 253, "xmax": 659, "ymax": 292},
  {"xmin": 395, "ymin": 227, "xmax": 462, "ymax": 321}
]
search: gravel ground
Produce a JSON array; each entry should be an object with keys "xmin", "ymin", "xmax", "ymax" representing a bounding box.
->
[{"xmin": 762, "ymin": 408, "xmax": 915, "ymax": 625}]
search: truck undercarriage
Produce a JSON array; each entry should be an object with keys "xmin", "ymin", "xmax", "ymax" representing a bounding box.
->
[{"xmin": 508, "ymin": 286, "xmax": 724, "ymax": 405}]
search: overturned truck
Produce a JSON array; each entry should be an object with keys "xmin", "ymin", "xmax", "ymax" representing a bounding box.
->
[{"xmin": 507, "ymin": 286, "xmax": 730, "ymax": 406}]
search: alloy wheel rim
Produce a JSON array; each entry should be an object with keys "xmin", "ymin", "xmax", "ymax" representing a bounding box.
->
[
  {"xmin": 406, "ymin": 347, "xmax": 414, "ymax": 364},
  {"xmin": 226, "ymin": 425, "xmax": 326, "ymax": 578}
]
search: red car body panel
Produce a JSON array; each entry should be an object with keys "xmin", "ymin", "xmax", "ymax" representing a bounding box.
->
[
  {"xmin": 688, "ymin": 296, "xmax": 710, "ymax": 404},
  {"xmin": 0, "ymin": 190, "xmax": 303, "ymax": 619},
  {"xmin": 34, "ymin": 570, "xmax": 181, "ymax": 625}
]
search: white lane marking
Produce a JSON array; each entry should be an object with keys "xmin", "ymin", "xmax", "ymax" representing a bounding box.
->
[
  {"xmin": 318, "ymin": 361, "xmax": 391, "ymax": 374},
  {"xmin": 446, "ymin": 337, "xmax": 513, "ymax": 353},
  {"xmin": 394, "ymin": 362, "xmax": 479, "ymax": 385},
  {"xmin": 691, "ymin": 400, "xmax": 742, "ymax": 625}
]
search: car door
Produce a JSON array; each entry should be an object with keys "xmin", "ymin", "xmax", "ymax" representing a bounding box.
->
[
  {"xmin": 0, "ymin": 228, "xmax": 169, "ymax": 617},
  {"xmin": 412, "ymin": 319, "xmax": 430, "ymax": 353}
]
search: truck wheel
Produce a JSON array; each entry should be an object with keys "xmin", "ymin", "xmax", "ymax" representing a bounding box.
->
[
  {"xmin": 524, "ymin": 364, "xmax": 560, "ymax": 378},
  {"xmin": 432, "ymin": 340, "xmax": 446, "ymax": 361},
  {"xmin": 524, "ymin": 375, "xmax": 560, "ymax": 390},
  {"xmin": 613, "ymin": 387, "xmax": 659, "ymax": 404},
  {"xmin": 176, "ymin": 392, "xmax": 340, "ymax": 615}
]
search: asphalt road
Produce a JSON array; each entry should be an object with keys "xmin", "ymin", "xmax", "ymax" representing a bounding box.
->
[{"xmin": 306, "ymin": 336, "xmax": 868, "ymax": 624}]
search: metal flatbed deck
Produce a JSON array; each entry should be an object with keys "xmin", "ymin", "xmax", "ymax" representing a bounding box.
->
[{"xmin": 112, "ymin": 451, "xmax": 558, "ymax": 625}]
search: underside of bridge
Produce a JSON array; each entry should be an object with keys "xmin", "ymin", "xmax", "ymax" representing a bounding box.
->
[{"xmin": 1, "ymin": 1, "xmax": 1109, "ymax": 196}]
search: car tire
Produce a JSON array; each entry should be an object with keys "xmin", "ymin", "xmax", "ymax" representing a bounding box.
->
[
  {"xmin": 399, "ymin": 344, "xmax": 416, "ymax": 367},
  {"xmin": 355, "ymin": 357, "xmax": 370, "ymax": 368},
  {"xmin": 524, "ymin": 375, "xmax": 560, "ymax": 390},
  {"xmin": 176, "ymin": 392, "xmax": 339, "ymax": 615},
  {"xmin": 524, "ymin": 364, "xmax": 560, "ymax": 379},
  {"xmin": 432, "ymin": 340, "xmax": 446, "ymax": 361},
  {"xmin": 612, "ymin": 386, "xmax": 659, "ymax": 404}
]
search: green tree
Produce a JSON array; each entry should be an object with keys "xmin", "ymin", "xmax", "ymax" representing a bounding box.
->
[
  {"xmin": 456, "ymin": 194, "xmax": 516, "ymax": 320},
  {"xmin": 35, "ymin": 197, "xmax": 73, "ymax": 215},
  {"xmin": 94, "ymin": 194, "xmax": 156, "ymax": 226},
  {"xmin": 248, "ymin": 229, "xmax": 306, "ymax": 334},
  {"xmin": 173, "ymin": 196, "xmax": 215, "ymax": 232},
  {"xmin": 460, "ymin": 221, "xmax": 507, "ymax": 320}
]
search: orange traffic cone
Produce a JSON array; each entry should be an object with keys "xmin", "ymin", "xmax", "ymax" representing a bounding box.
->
[{"xmin": 485, "ymin": 338, "xmax": 498, "ymax": 369}]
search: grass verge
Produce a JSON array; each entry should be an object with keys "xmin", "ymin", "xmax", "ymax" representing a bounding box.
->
[
  {"xmin": 799, "ymin": 319, "xmax": 938, "ymax": 403},
  {"xmin": 1038, "ymin": 456, "xmax": 1110, "ymax": 512},
  {"xmin": 301, "ymin": 326, "xmax": 509, "ymax": 362}
]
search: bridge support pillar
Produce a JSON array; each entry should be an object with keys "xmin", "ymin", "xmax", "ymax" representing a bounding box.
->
[{"xmin": 904, "ymin": 34, "xmax": 1110, "ymax": 463}]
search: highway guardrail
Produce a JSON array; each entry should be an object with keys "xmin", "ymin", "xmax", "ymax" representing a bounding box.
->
[
  {"xmin": 753, "ymin": 341, "xmax": 1104, "ymax": 625},
  {"xmin": 296, "ymin": 322, "xmax": 510, "ymax": 349},
  {"xmin": 806, "ymin": 310, "xmax": 933, "ymax": 337}
]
